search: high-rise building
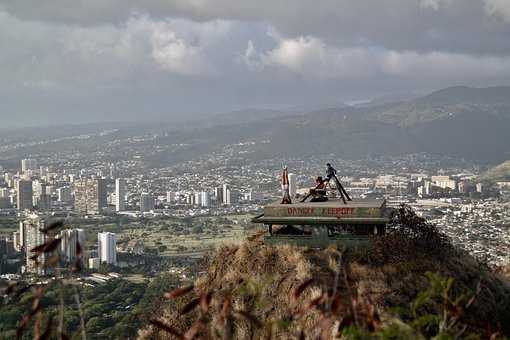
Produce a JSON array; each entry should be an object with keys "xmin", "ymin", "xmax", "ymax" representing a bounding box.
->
[
  {"xmin": 21, "ymin": 159, "xmax": 38, "ymax": 173},
  {"xmin": 166, "ymin": 191, "xmax": 175, "ymax": 203},
  {"xmin": 194, "ymin": 192, "xmax": 202, "ymax": 206},
  {"xmin": 222, "ymin": 184, "xmax": 231, "ymax": 205},
  {"xmin": 13, "ymin": 231, "xmax": 22, "ymax": 251},
  {"xmin": 74, "ymin": 180, "xmax": 87, "ymax": 213},
  {"xmin": 230, "ymin": 189, "xmax": 239, "ymax": 204},
  {"xmin": 109, "ymin": 164, "xmax": 117, "ymax": 179},
  {"xmin": 243, "ymin": 190, "xmax": 253, "ymax": 201},
  {"xmin": 288, "ymin": 173, "xmax": 297, "ymax": 198},
  {"xmin": 57, "ymin": 187, "xmax": 72, "ymax": 203},
  {"xmin": 222, "ymin": 184, "xmax": 229, "ymax": 204},
  {"xmin": 32, "ymin": 180, "xmax": 46, "ymax": 197},
  {"xmin": 431, "ymin": 176, "xmax": 456, "ymax": 190},
  {"xmin": 16, "ymin": 179, "xmax": 33, "ymax": 211},
  {"xmin": 458, "ymin": 181, "xmax": 470, "ymax": 194},
  {"xmin": 0, "ymin": 187, "xmax": 9, "ymax": 198},
  {"xmin": 32, "ymin": 180, "xmax": 51, "ymax": 211},
  {"xmin": 34, "ymin": 194, "xmax": 51, "ymax": 211},
  {"xmin": 22, "ymin": 171, "xmax": 34, "ymax": 180},
  {"xmin": 423, "ymin": 180, "xmax": 431, "ymax": 195},
  {"xmin": 0, "ymin": 238, "xmax": 6, "ymax": 274},
  {"xmin": 476, "ymin": 183, "xmax": 483, "ymax": 193},
  {"xmin": 45, "ymin": 185, "xmax": 55, "ymax": 196},
  {"xmin": 417, "ymin": 186, "xmax": 424, "ymax": 198},
  {"xmin": 39, "ymin": 166, "xmax": 49, "ymax": 177},
  {"xmin": 225, "ymin": 189, "xmax": 232, "ymax": 205},
  {"xmin": 60, "ymin": 229, "xmax": 86, "ymax": 263},
  {"xmin": 0, "ymin": 188, "xmax": 10, "ymax": 209},
  {"xmin": 185, "ymin": 193, "xmax": 194, "ymax": 205},
  {"xmin": 23, "ymin": 216, "xmax": 49, "ymax": 275},
  {"xmin": 215, "ymin": 186, "xmax": 223, "ymax": 204},
  {"xmin": 140, "ymin": 192, "xmax": 154, "ymax": 212},
  {"xmin": 5, "ymin": 238, "xmax": 14, "ymax": 256},
  {"xmin": 98, "ymin": 232, "xmax": 117, "ymax": 265},
  {"xmin": 4, "ymin": 173, "xmax": 14, "ymax": 188},
  {"xmin": 74, "ymin": 178, "xmax": 107, "ymax": 214},
  {"xmin": 0, "ymin": 197, "xmax": 11, "ymax": 209},
  {"xmin": 97, "ymin": 179, "xmax": 107, "ymax": 210},
  {"xmin": 18, "ymin": 221, "xmax": 26, "ymax": 251},
  {"xmin": 200, "ymin": 191, "xmax": 210, "ymax": 207},
  {"xmin": 115, "ymin": 179, "xmax": 126, "ymax": 212}
]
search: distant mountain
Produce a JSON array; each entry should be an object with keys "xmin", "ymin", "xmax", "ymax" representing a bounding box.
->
[
  {"xmin": 210, "ymin": 103, "xmax": 351, "ymax": 126},
  {"xmin": 211, "ymin": 108, "xmax": 299, "ymax": 126},
  {"xmin": 4, "ymin": 86, "xmax": 508, "ymax": 166},
  {"xmin": 353, "ymin": 92, "xmax": 421, "ymax": 108},
  {"xmin": 479, "ymin": 160, "xmax": 510, "ymax": 183},
  {"xmin": 282, "ymin": 101, "xmax": 349, "ymax": 113},
  {"xmin": 417, "ymin": 86, "xmax": 510, "ymax": 106},
  {"xmin": 372, "ymin": 86, "xmax": 510, "ymax": 126},
  {"xmin": 212, "ymin": 86, "xmax": 510, "ymax": 164}
]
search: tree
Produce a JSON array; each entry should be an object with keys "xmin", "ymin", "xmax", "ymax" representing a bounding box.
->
[
  {"xmin": 192, "ymin": 225, "xmax": 204, "ymax": 234},
  {"xmin": 86, "ymin": 316, "xmax": 113, "ymax": 334}
]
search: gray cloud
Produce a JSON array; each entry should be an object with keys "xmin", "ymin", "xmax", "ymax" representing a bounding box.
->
[
  {"xmin": 3, "ymin": 0, "xmax": 510, "ymax": 54},
  {"xmin": 0, "ymin": 1, "xmax": 510, "ymax": 127},
  {"xmin": 0, "ymin": 12, "xmax": 236, "ymax": 87}
]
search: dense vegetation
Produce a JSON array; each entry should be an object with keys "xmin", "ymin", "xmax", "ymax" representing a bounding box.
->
[{"xmin": 0, "ymin": 274, "xmax": 181, "ymax": 339}]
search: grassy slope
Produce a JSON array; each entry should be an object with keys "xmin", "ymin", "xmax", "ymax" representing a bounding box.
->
[{"xmin": 140, "ymin": 237, "xmax": 510, "ymax": 339}]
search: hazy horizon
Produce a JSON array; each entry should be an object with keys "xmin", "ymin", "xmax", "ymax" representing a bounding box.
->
[{"xmin": 0, "ymin": 85, "xmax": 496, "ymax": 130}]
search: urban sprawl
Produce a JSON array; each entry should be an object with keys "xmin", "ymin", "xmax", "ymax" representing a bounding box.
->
[{"xmin": 1, "ymin": 140, "xmax": 509, "ymax": 286}]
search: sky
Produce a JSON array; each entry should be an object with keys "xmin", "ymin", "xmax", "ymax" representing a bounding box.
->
[{"xmin": 1, "ymin": 0, "xmax": 510, "ymax": 127}]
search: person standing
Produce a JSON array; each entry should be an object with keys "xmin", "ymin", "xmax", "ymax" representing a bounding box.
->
[
  {"xmin": 325, "ymin": 163, "xmax": 337, "ymax": 181},
  {"xmin": 325, "ymin": 163, "xmax": 351, "ymax": 203}
]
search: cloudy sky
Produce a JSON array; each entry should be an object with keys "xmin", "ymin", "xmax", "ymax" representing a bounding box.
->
[{"xmin": 1, "ymin": 0, "xmax": 510, "ymax": 127}]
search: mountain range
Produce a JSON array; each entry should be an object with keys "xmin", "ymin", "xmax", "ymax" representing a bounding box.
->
[
  {"xmin": 199, "ymin": 86, "xmax": 510, "ymax": 164},
  {"xmin": 1, "ymin": 86, "xmax": 509, "ymax": 166}
]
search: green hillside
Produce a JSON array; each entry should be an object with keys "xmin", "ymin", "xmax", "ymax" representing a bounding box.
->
[
  {"xmin": 375, "ymin": 86, "xmax": 510, "ymax": 127},
  {"xmin": 218, "ymin": 86, "xmax": 510, "ymax": 163},
  {"xmin": 479, "ymin": 160, "xmax": 510, "ymax": 183}
]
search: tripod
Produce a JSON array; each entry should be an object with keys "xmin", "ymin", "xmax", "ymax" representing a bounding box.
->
[{"xmin": 328, "ymin": 174, "xmax": 351, "ymax": 204}]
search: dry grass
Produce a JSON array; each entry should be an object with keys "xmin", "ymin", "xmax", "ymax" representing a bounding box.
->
[
  {"xmin": 138, "ymin": 207, "xmax": 510, "ymax": 339},
  {"xmin": 139, "ymin": 235, "xmax": 510, "ymax": 339}
]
